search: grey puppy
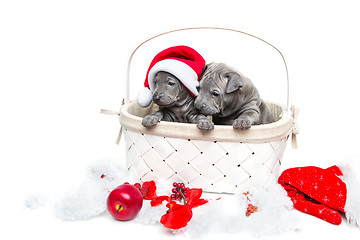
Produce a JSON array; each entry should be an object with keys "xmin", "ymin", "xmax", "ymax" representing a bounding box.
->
[
  {"xmin": 142, "ymin": 71, "xmax": 213, "ymax": 130},
  {"xmin": 194, "ymin": 63, "xmax": 274, "ymax": 130}
]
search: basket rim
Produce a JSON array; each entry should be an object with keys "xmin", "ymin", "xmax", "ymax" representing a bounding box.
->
[{"xmin": 119, "ymin": 100, "xmax": 293, "ymax": 143}]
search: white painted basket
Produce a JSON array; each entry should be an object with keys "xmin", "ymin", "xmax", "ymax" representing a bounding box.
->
[{"xmin": 118, "ymin": 27, "xmax": 298, "ymax": 193}]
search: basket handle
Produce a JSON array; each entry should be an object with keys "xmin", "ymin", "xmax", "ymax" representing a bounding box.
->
[{"xmin": 124, "ymin": 27, "xmax": 290, "ymax": 111}]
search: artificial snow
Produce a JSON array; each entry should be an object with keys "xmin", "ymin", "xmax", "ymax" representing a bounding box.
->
[
  {"xmin": 24, "ymin": 193, "xmax": 47, "ymax": 209},
  {"xmin": 54, "ymin": 159, "xmax": 128, "ymax": 221},
  {"xmin": 40, "ymin": 158, "xmax": 301, "ymax": 236},
  {"xmin": 54, "ymin": 179, "xmax": 109, "ymax": 220},
  {"xmin": 184, "ymin": 182, "xmax": 301, "ymax": 237},
  {"xmin": 134, "ymin": 201, "xmax": 168, "ymax": 225}
]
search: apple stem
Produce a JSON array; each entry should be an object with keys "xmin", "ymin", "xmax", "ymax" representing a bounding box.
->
[{"xmin": 115, "ymin": 205, "xmax": 122, "ymax": 214}]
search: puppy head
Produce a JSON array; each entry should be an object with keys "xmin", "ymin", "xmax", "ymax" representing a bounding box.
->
[
  {"xmin": 194, "ymin": 63, "xmax": 243, "ymax": 116},
  {"xmin": 152, "ymin": 71, "xmax": 190, "ymax": 107}
]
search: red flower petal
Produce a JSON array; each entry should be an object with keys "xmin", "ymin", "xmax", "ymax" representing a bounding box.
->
[
  {"xmin": 186, "ymin": 188, "xmax": 208, "ymax": 208},
  {"xmin": 160, "ymin": 188, "xmax": 208, "ymax": 229},
  {"xmin": 150, "ymin": 195, "xmax": 171, "ymax": 207},
  {"xmin": 140, "ymin": 184, "xmax": 149, "ymax": 197},
  {"xmin": 160, "ymin": 203, "xmax": 193, "ymax": 229},
  {"xmin": 142, "ymin": 181, "xmax": 158, "ymax": 200}
]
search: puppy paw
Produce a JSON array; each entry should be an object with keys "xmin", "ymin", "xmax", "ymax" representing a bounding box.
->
[
  {"xmin": 197, "ymin": 118, "xmax": 214, "ymax": 131},
  {"xmin": 142, "ymin": 115, "xmax": 160, "ymax": 127},
  {"xmin": 233, "ymin": 118, "xmax": 252, "ymax": 130}
]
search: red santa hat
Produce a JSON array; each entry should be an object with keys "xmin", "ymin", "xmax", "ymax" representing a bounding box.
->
[
  {"xmin": 278, "ymin": 164, "xmax": 360, "ymax": 226},
  {"xmin": 137, "ymin": 45, "xmax": 206, "ymax": 107}
]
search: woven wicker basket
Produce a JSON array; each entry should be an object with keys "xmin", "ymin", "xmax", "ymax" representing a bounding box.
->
[{"xmin": 118, "ymin": 27, "xmax": 297, "ymax": 193}]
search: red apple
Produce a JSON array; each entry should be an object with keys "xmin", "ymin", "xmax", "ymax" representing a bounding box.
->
[{"xmin": 107, "ymin": 183, "xmax": 143, "ymax": 221}]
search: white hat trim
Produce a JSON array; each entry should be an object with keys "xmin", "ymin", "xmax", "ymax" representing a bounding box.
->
[{"xmin": 148, "ymin": 59, "xmax": 200, "ymax": 96}]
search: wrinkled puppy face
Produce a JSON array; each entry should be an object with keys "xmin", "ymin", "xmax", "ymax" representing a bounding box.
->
[
  {"xmin": 194, "ymin": 63, "xmax": 243, "ymax": 116},
  {"xmin": 152, "ymin": 71, "xmax": 187, "ymax": 107}
]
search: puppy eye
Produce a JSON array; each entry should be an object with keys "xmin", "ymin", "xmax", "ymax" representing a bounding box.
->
[
  {"xmin": 168, "ymin": 81, "xmax": 175, "ymax": 86},
  {"xmin": 212, "ymin": 91, "xmax": 219, "ymax": 97}
]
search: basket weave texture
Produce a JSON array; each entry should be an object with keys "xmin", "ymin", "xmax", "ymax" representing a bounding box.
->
[
  {"xmin": 124, "ymin": 128, "xmax": 287, "ymax": 193},
  {"xmin": 120, "ymin": 101, "xmax": 292, "ymax": 193}
]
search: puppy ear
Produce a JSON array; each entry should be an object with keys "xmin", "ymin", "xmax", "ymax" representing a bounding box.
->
[
  {"xmin": 225, "ymin": 72, "xmax": 243, "ymax": 93},
  {"xmin": 199, "ymin": 65, "xmax": 208, "ymax": 79}
]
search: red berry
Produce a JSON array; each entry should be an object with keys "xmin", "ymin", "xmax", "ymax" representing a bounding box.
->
[
  {"xmin": 173, "ymin": 182, "xmax": 178, "ymax": 187},
  {"xmin": 170, "ymin": 194, "xmax": 176, "ymax": 200},
  {"xmin": 180, "ymin": 183, "xmax": 185, "ymax": 188},
  {"xmin": 172, "ymin": 188, "xmax": 177, "ymax": 193}
]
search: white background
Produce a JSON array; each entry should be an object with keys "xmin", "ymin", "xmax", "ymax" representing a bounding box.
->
[{"xmin": 1, "ymin": 0, "xmax": 360, "ymax": 239}]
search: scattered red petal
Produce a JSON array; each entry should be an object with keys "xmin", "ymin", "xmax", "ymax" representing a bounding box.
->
[{"xmin": 245, "ymin": 204, "xmax": 258, "ymax": 216}]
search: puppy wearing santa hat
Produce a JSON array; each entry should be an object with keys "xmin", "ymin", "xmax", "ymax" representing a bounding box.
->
[{"xmin": 138, "ymin": 45, "xmax": 213, "ymax": 131}]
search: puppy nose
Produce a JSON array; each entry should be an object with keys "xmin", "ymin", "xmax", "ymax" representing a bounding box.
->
[
  {"xmin": 195, "ymin": 101, "xmax": 205, "ymax": 110},
  {"xmin": 200, "ymin": 103, "xmax": 207, "ymax": 109},
  {"xmin": 154, "ymin": 93, "xmax": 164, "ymax": 100}
]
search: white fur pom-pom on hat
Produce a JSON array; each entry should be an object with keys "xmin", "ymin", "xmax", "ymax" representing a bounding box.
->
[
  {"xmin": 137, "ymin": 87, "xmax": 153, "ymax": 108},
  {"xmin": 137, "ymin": 45, "xmax": 206, "ymax": 107}
]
